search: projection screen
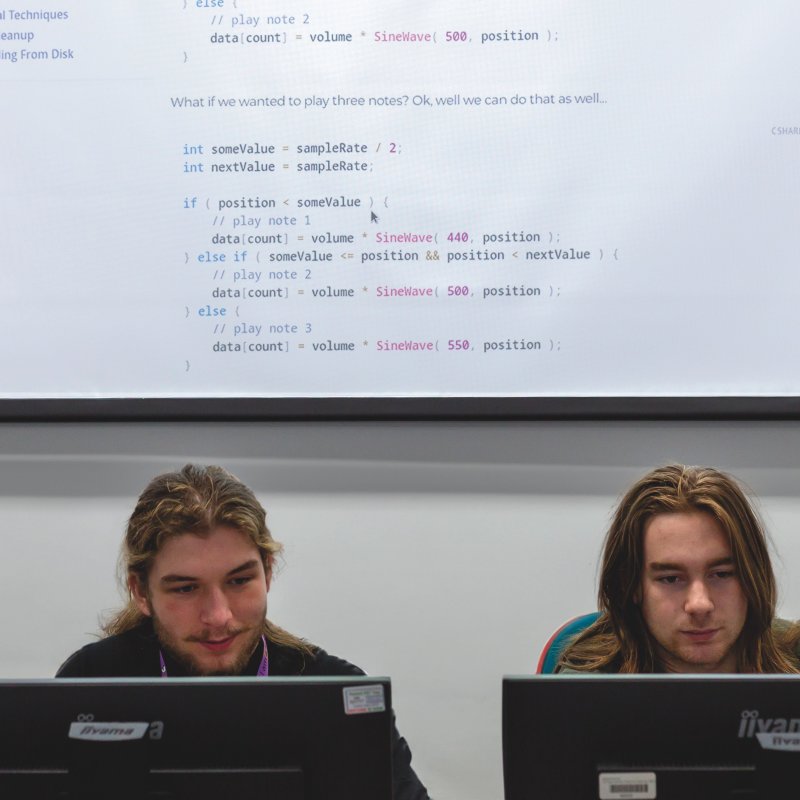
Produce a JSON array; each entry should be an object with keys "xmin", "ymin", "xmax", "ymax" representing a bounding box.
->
[{"xmin": 2, "ymin": 2, "xmax": 799, "ymax": 419}]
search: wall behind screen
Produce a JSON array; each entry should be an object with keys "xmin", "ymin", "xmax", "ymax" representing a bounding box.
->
[
  {"xmin": 2, "ymin": 420, "xmax": 800, "ymax": 800},
  {"xmin": 3, "ymin": 1, "xmax": 800, "ymax": 401}
]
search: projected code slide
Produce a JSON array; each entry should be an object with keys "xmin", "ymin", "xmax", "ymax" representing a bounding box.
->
[{"xmin": 2, "ymin": 1, "xmax": 799, "ymax": 399}]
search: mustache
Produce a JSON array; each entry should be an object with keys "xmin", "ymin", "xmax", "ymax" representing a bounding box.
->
[{"xmin": 185, "ymin": 627, "xmax": 247, "ymax": 643}]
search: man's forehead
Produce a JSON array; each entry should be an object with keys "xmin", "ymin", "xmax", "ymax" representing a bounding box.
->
[
  {"xmin": 642, "ymin": 511, "xmax": 733, "ymax": 565},
  {"xmin": 151, "ymin": 526, "xmax": 262, "ymax": 576},
  {"xmin": 647, "ymin": 555, "xmax": 733, "ymax": 572}
]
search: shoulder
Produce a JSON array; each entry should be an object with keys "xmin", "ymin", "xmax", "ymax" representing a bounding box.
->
[
  {"xmin": 555, "ymin": 615, "xmax": 621, "ymax": 674},
  {"xmin": 307, "ymin": 647, "xmax": 365, "ymax": 677},
  {"xmin": 268, "ymin": 639, "xmax": 365, "ymax": 677},
  {"xmin": 556, "ymin": 665, "xmax": 602, "ymax": 674},
  {"xmin": 772, "ymin": 617, "xmax": 800, "ymax": 660},
  {"xmin": 773, "ymin": 617, "xmax": 795, "ymax": 635},
  {"xmin": 56, "ymin": 624, "xmax": 159, "ymax": 678}
]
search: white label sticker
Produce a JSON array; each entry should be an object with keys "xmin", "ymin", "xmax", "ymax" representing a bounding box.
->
[
  {"xmin": 342, "ymin": 684, "xmax": 386, "ymax": 715},
  {"xmin": 599, "ymin": 771, "xmax": 656, "ymax": 799},
  {"xmin": 69, "ymin": 721, "xmax": 150, "ymax": 742},
  {"xmin": 756, "ymin": 732, "xmax": 800, "ymax": 752}
]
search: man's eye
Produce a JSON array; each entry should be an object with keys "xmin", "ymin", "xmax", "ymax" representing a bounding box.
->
[
  {"xmin": 713, "ymin": 570, "xmax": 735, "ymax": 580},
  {"xmin": 656, "ymin": 575, "xmax": 681, "ymax": 585},
  {"xmin": 230, "ymin": 576, "xmax": 254, "ymax": 587},
  {"xmin": 170, "ymin": 584, "xmax": 196, "ymax": 594}
]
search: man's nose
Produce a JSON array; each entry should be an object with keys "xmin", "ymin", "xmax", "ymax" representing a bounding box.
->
[
  {"xmin": 199, "ymin": 587, "xmax": 233, "ymax": 628},
  {"xmin": 685, "ymin": 580, "xmax": 714, "ymax": 615}
]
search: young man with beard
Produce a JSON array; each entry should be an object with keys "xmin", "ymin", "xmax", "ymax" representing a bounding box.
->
[{"xmin": 58, "ymin": 463, "xmax": 430, "ymax": 800}]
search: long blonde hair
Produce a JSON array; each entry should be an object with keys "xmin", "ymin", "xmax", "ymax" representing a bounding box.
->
[{"xmin": 104, "ymin": 464, "xmax": 314, "ymax": 657}]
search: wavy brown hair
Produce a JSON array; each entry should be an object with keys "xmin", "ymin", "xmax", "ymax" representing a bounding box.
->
[
  {"xmin": 558, "ymin": 464, "xmax": 800, "ymax": 674},
  {"xmin": 103, "ymin": 464, "xmax": 314, "ymax": 656}
]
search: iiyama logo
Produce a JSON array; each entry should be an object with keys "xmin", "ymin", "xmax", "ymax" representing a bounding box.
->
[
  {"xmin": 68, "ymin": 714, "xmax": 164, "ymax": 742},
  {"xmin": 738, "ymin": 710, "xmax": 800, "ymax": 738}
]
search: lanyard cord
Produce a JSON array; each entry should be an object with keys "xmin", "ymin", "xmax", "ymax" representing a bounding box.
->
[{"xmin": 159, "ymin": 634, "xmax": 269, "ymax": 677}]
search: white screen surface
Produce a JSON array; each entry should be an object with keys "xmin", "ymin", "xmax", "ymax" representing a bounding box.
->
[{"xmin": 2, "ymin": 2, "xmax": 799, "ymax": 400}]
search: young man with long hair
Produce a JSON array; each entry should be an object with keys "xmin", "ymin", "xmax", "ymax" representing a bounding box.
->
[
  {"xmin": 58, "ymin": 464, "xmax": 430, "ymax": 799},
  {"xmin": 558, "ymin": 464, "xmax": 800, "ymax": 674}
]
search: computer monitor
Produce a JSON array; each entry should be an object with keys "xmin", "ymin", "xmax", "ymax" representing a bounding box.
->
[
  {"xmin": 0, "ymin": 676, "xmax": 393, "ymax": 799},
  {"xmin": 503, "ymin": 674, "xmax": 800, "ymax": 800}
]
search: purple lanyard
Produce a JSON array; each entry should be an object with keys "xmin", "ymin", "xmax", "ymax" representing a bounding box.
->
[{"xmin": 159, "ymin": 634, "xmax": 270, "ymax": 678}]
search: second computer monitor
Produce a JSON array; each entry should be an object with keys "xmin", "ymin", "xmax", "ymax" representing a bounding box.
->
[{"xmin": 504, "ymin": 674, "xmax": 800, "ymax": 800}]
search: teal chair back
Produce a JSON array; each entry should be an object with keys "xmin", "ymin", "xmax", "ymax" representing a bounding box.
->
[{"xmin": 536, "ymin": 612, "xmax": 600, "ymax": 673}]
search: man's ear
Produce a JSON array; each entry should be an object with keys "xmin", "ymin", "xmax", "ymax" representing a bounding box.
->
[
  {"xmin": 264, "ymin": 555, "xmax": 273, "ymax": 594},
  {"xmin": 265, "ymin": 566, "xmax": 273, "ymax": 594},
  {"xmin": 128, "ymin": 573, "xmax": 152, "ymax": 617}
]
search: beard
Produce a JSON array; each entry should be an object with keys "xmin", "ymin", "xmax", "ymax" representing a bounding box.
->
[{"xmin": 151, "ymin": 613, "xmax": 264, "ymax": 676}]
